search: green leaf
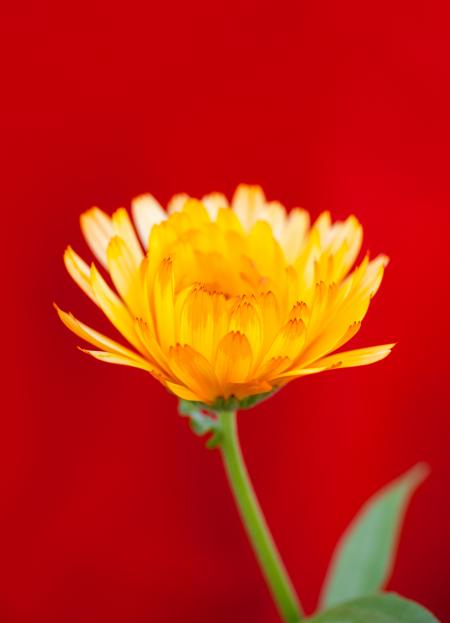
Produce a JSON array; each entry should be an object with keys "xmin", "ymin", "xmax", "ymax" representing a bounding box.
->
[
  {"xmin": 320, "ymin": 463, "xmax": 429, "ymax": 609},
  {"xmin": 309, "ymin": 593, "xmax": 439, "ymax": 622}
]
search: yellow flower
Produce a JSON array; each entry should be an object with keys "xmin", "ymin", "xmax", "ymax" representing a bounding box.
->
[{"xmin": 57, "ymin": 184, "xmax": 393, "ymax": 406}]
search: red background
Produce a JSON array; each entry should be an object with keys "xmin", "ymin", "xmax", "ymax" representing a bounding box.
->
[{"xmin": 2, "ymin": 1, "xmax": 450, "ymax": 621}]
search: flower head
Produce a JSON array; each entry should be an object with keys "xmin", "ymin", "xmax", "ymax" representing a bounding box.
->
[{"xmin": 57, "ymin": 184, "xmax": 393, "ymax": 406}]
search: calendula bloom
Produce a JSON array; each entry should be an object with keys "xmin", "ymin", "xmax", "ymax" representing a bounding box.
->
[{"xmin": 57, "ymin": 184, "xmax": 393, "ymax": 405}]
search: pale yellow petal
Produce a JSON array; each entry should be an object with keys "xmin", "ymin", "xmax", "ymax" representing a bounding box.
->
[
  {"xmin": 258, "ymin": 201, "xmax": 287, "ymax": 240},
  {"xmin": 80, "ymin": 207, "xmax": 114, "ymax": 267},
  {"xmin": 111, "ymin": 207, "xmax": 144, "ymax": 265},
  {"xmin": 106, "ymin": 236, "xmax": 143, "ymax": 315},
  {"xmin": 232, "ymin": 184, "xmax": 266, "ymax": 231},
  {"xmin": 314, "ymin": 211, "xmax": 332, "ymax": 243},
  {"xmin": 281, "ymin": 208, "xmax": 310, "ymax": 264},
  {"xmin": 63, "ymin": 246, "xmax": 95, "ymax": 303},
  {"xmin": 201, "ymin": 192, "xmax": 229, "ymax": 219},
  {"xmin": 131, "ymin": 194, "xmax": 167, "ymax": 249},
  {"xmin": 167, "ymin": 193, "xmax": 190, "ymax": 214},
  {"xmin": 329, "ymin": 216, "xmax": 363, "ymax": 279}
]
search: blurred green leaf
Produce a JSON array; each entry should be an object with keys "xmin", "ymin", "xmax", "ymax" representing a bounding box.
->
[
  {"xmin": 320, "ymin": 463, "xmax": 429, "ymax": 609},
  {"xmin": 309, "ymin": 593, "xmax": 439, "ymax": 622}
]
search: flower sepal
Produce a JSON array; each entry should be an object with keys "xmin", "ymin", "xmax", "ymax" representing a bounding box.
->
[
  {"xmin": 180, "ymin": 390, "xmax": 277, "ymax": 416},
  {"xmin": 178, "ymin": 391, "xmax": 277, "ymax": 447},
  {"xmin": 178, "ymin": 400, "xmax": 222, "ymax": 448}
]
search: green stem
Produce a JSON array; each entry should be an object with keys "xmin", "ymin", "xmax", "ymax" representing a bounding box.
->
[{"xmin": 218, "ymin": 410, "xmax": 303, "ymax": 623}]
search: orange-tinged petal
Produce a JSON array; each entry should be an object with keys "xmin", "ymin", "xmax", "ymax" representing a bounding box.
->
[
  {"xmin": 146, "ymin": 220, "xmax": 179, "ymax": 276},
  {"xmin": 255, "ymin": 356, "xmax": 291, "ymax": 382},
  {"xmin": 312, "ymin": 343, "xmax": 395, "ymax": 369},
  {"xmin": 152, "ymin": 257, "xmax": 176, "ymax": 351},
  {"xmin": 89, "ymin": 264, "xmax": 145, "ymax": 355},
  {"xmin": 165, "ymin": 380, "xmax": 202, "ymax": 402},
  {"xmin": 63, "ymin": 246, "xmax": 95, "ymax": 303},
  {"xmin": 264, "ymin": 318, "xmax": 306, "ymax": 362},
  {"xmin": 288, "ymin": 301, "xmax": 310, "ymax": 323},
  {"xmin": 215, "ymin": 331, "xmax": 253, "ymax": 387},
  {"xmin": 294, "ymin": 320, "xmax": 362, "ymax": 369},
  {"xmin": 228, "ymin": 296, "xmax": 263, "ymax": 357},
  {"xmin": 55, "ymin": 306, "xmax": 141, "ymax": 360},
  {"xmin": 272, "ymin": 365, "xmax": 332, "ymax": 386},
  {"xmin": 298, "ymin": 255, "xmax": 388, "ymax": 366},
  {"xmin": 178, "ymin": 285, "xmax": 216, "ymax": 360},
  {"xmin": 257, "ymin": 290, "xmax": 282, "ymax": 350},
  {"xmin": 134, "ymin": 317, "xmax": 171, "ymax": 375},
  {"xmin": 275, "ymin": 343, "xmax": 395, "ymax": 385},
  {"xmin": 306, "ymin": 281, "xmax": 335, "ymax": 338},
  {"xmin": 168, "ymin": 344, "xmax": 220, "ymax": 403},
  {"xmin": 284, "ymin": 264, "xmax": 302, "ymax": 312},
  {"xmin": 225, "ymin": 381, "xmax": 272, "ymax": 400}
]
